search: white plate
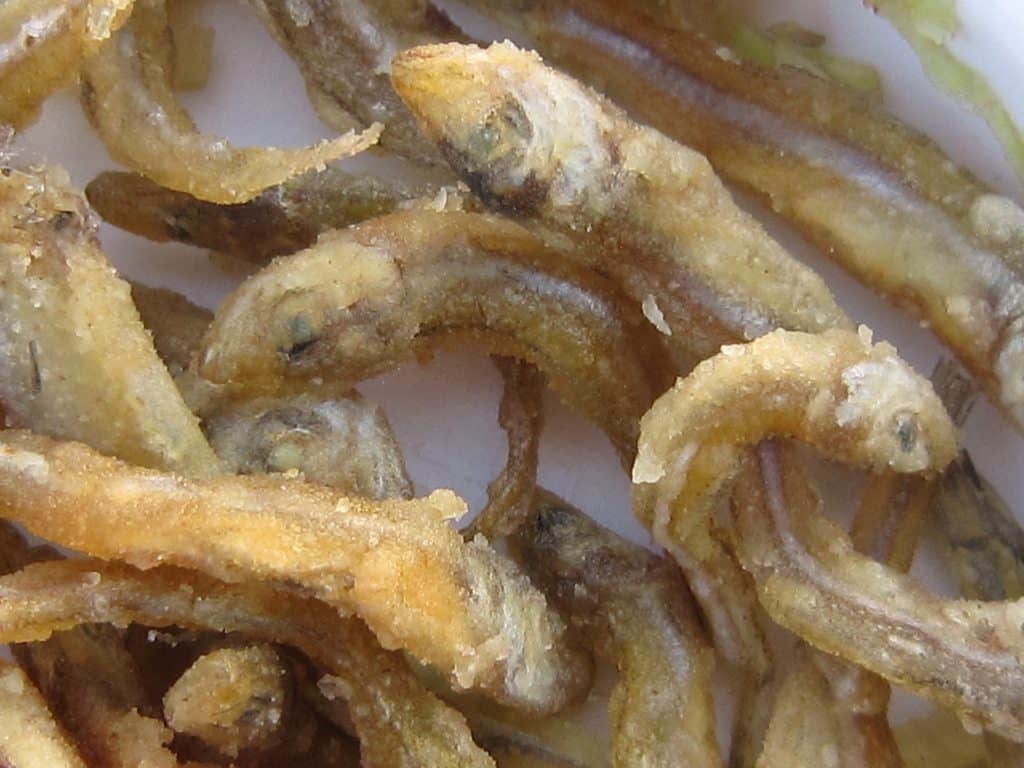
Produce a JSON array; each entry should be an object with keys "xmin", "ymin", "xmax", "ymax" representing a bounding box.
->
[{"xmin": 11, "ymin": 0, "xmax": 1024, "ymax": 743}]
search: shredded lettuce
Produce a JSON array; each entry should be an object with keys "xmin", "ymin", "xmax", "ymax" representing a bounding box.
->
[
  {"xmin": 728, "ymin": 17, "xmax": 882, "ymax": 93},
  {"xmin": 870, "ymin": 0, "xmax": 1024, "ymax": 184}
]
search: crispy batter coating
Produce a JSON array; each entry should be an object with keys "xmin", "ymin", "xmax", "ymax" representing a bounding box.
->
[
  {"xmin": 86, "ymin": 169, "xmax": 460, "ymax": 265},
  {"xmin": 206, "ymin": 393, "xmax": 413, "ymax": 500},
  {"xmin": 247, "ymin": 0, "xmax": 466, "ymax": 165},
  {"xmin": 193, "ymin": 210, "xmax": 671, "ymax": 463},
  {"xmin": 129, "ymin": 275, "xmax": 414, "ymax": 762},
  {"xmin": 732, "ymin": 441, "xmax": 1024, "ymax": 742},
  {"xmin": 130, "ymin": 281, "xmax": 212, "ymax": 376},
  {"xmin": 466, "ymin": 358, "xmax": 545, "ymax": 538},
  {"xmin": 0, "ymin": 0, "xmax": 134, "ymax": 128},
  {"xmin": 163, "ymin": 645, "xmax": 287, "ymax": 758},
  {"xmin": 0, "ymin": 558, "xmax": 497, "ymax": 767},
  {"xmin": 0, "ymin": 160, "xmax": 220, "ymax": 477},
  {"xmin": 0, "ymin": 430, "xmax": 591, "ymax": 713},
  {"xmin": 512, "ymin": 493, "xmax": 721, "ymax": 768},
  {"xmin": 633, "ymin": 328, "xmax": 956, "ymax": 677},
  {"xmin": 79, "ymin": 0, "xmax": 380, "ymax": 203},
  {"xmin": 0, "ymin": 662, "xmax": 88, "ymax": 768},
  {"xmin": 151, "ymin": 636, "xmax": 361, "ymax": 768},
  {"xmin": 756, "ymin": 648, "xmax": 902, "ymax": 768},
  {"xmin": 463, "ymin": 0, "xmax": 1024, "ymax": 431},
  {"xmin": 391, "ymin": 41, "xmax": 851, "ymax": 366}
]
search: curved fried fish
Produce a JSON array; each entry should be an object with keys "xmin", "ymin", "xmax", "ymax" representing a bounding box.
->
[
  {"xmin": 80, "ymin": 0, "xmax": 380, "ymax": 203},
  {"xmin": 391, "ymin": 40, "xmax": 851, "ymax": 367},
  {"xmin": 193, "ymin": 210, "xmax": 671, "ymax": 463},
  {"xmin": 512, "ymin": 493, "xmax": 721, "ymax": 768},
  {"xmin": 633, "ymin": 328, "xmax": 955, "ymax": 678},
  {"xmin": 732, "ymin": 441, "xmax": 1024, "ymax": 742}
]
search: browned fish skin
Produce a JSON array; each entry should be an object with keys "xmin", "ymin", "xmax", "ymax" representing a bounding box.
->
[
  {"xmin": 512, "ymin": 493, "xmax": 722, "ymax": 768},
  {"xmin": 248, "ymin": 0, "xmax": 468, "ymax": 166},
  {"xmin": 465, "ymin": 357, "xmax": 545, "ymax": 539},
  {"xmin": 88, "ymin": 169, "xmax": 444, "ymax": 264}
]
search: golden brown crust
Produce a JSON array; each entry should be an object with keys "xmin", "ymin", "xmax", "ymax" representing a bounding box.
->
[
  {"xmin": 0, "ymin": 526, "xmax": 180, "ymax": 768},
  {"xmin": 0, "ymin": 0, "xmax": 134, "ymax": 128},
  {"xmin": 0, "ymin": 429, "xmax": 591, "ymax": 713},
  {"xmin": 13, "ymin": 625, "xmax": 182, "ymax": 768}
]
